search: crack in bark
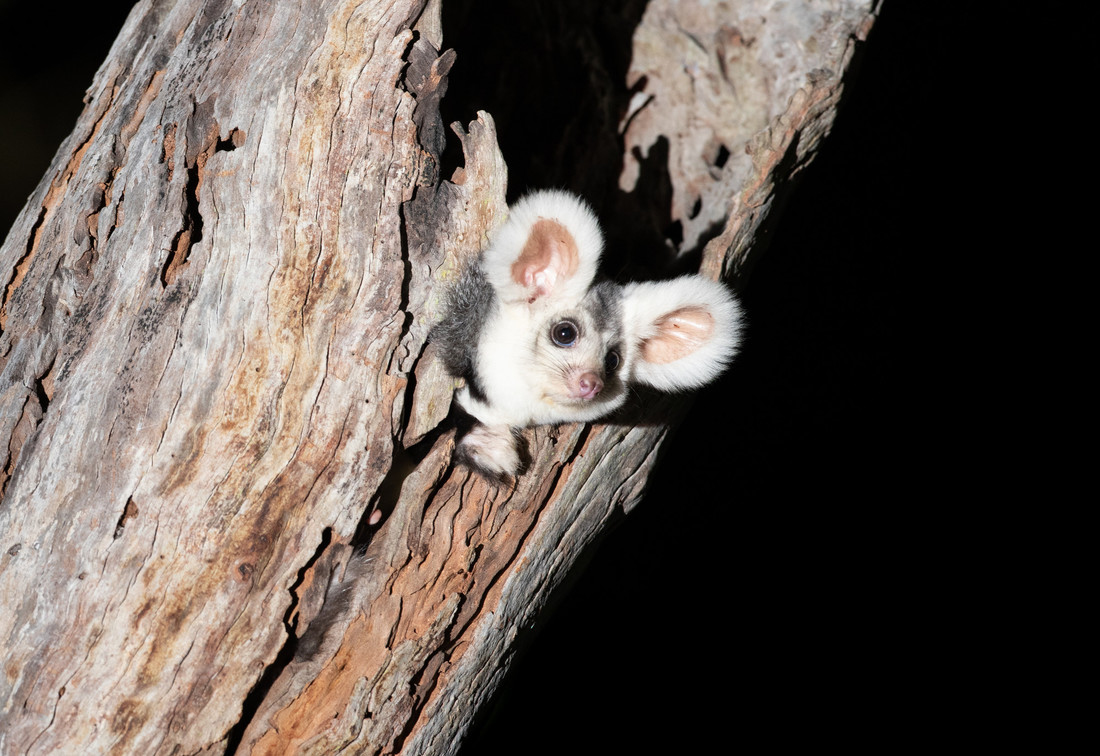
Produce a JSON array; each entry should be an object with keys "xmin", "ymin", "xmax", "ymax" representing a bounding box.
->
[
  {"xmin": 0, "ymin": 362, "xmax": 53, "ymax": 499},
  {"xmin": 161, "ymin": 159, "xmax": 204, "ymax": 288},
  {"xmin": 223, "ymin": 529, "xmax": 334, "ymax": 755},
  {"xmin": 161, "ymin": 122, "xmax": 179, "ymax": 181},
  {"xmin": 389, "ymin": 596, "xmax": 463, "ymax": 754},
  {"xmin": 113, "ymin": 497, "xmax": 140, "ymax": 539},
  {"xmin": 161, "ymin": 122, "xmax": 244, "ymax": 288},
  {"xmin": 81, "ymin": 167, "xmax": 121, "ymax": 279}
]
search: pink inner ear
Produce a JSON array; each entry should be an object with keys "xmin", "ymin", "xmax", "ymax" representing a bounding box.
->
[
  {"xmin": 511, "ymin": 219, "xmax": 579, "ymax": 298},
  {"xmin": 641, "ymin": 307, "xmax": 715, "ymax": 364}
]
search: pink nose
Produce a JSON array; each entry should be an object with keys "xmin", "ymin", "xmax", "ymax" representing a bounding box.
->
[{"xmin": 575, "ymin": 371, "xmax": 603, "ymax": 400}]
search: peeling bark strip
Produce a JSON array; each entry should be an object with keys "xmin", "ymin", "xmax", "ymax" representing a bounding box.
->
[{"xmin": 0, "ymin": 1, "xmax": 877, "ymax": 754}]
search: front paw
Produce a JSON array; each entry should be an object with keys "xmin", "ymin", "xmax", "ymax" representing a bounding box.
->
[{"xmin": 456, "ymin": 424, "xmax": 522, "ymax": 478}]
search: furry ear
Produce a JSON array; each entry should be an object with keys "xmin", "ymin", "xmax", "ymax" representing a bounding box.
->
[
  {"xmin": 482, "ymin": 190, "xmax": 603, "ymax": 305},
  {"xmin": 621, "ymin": 276, "xmax": 742, "ymax": 391}
]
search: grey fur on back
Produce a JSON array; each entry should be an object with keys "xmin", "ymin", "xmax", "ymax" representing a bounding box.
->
[{"xmin": 432, "ymin": 259, "xmax": 496, "ymax": 401}]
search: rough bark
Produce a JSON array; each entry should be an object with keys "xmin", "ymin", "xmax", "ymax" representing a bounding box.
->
[{"xmin": 0, "ymin": 1, "xmax": 878, "ymax": 753}]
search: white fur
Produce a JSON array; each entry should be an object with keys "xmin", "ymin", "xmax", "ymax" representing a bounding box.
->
[
  {"xmin": 463, "ymin": 191, "xmax": 615, "ymax": 431},
  {"xmin": 449, "ymin": 190, "xmax": 742, "ymax": 477},
  {"xmin": 457, "ymin": 424, "xmax": 521, "ymax": 478},
  {"xmin": 458, "ymin": 301, "xmax": 622, "ymax": 428},
  {"xmin": 621, "ymin": 276, "xmax": 742, "ymax": 392},
  {"xmin": 482, "ymin": 189, "xmax": 603, "ymax": 306}
]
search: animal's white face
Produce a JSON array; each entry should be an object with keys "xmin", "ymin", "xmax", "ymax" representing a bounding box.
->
[{"xmin": 525, "ymin": 281, "xmax": 627, "ymax": 421}]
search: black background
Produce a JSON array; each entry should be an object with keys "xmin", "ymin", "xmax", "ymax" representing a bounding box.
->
[
  {"xmin": 1, "ymin": 3, "xmax": 953, "ymax": 752},
  {"xmin": 463, "ymin": 5, "xmax": 928, "ymax": 753}
]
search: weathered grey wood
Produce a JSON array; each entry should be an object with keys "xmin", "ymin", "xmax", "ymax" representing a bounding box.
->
[{"xmin": 0, "ymin": 1, "xmax": 878, "ymax": 753}]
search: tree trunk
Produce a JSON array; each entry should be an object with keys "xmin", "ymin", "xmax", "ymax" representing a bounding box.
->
[{"xmin": 0, "ymin": 0, "xmax": 878, "ymax": 753}]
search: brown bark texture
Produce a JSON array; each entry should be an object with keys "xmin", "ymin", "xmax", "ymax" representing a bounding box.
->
[{"xmin": 0, "ymin": 0, "xmax": 878, "ymax": 753}]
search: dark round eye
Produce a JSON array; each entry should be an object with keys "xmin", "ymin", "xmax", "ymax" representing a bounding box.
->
[
  {"xmin": 604, "ymin": 350, "xmax": 620, "ymax": 374},
  {"xmin": 550, "ymin": 320, "xmax": 579, "ymax": 347}
]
